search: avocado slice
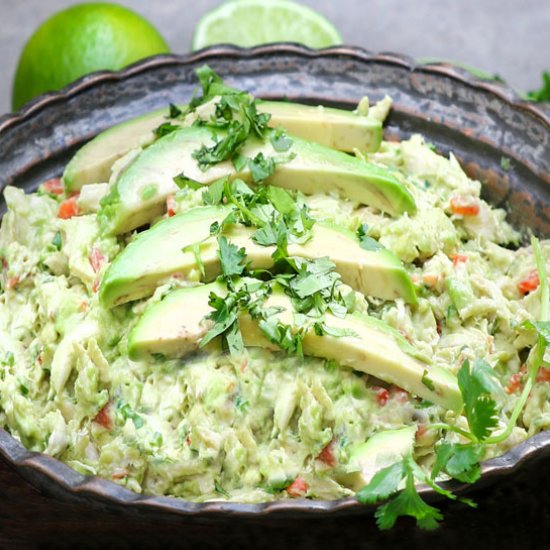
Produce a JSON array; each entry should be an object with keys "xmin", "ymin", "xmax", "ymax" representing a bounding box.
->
[
  {"xmin": 259, "ymin": 100, "xmax": 382, "ymax": 153},
  {"xmin": 63, "ymin": 108, "xmax": 170, "ymax": 192},
  {"xmin": 99, "ymin": 206, "xmax": 417, "ymax": 308},
  {"xmin": 63, "ymin": 101, "xmax": 382, "ymax": 192},
  {"xmin": 128, "ymin": 279, "xmax": 461, "ymax": 410},
  {"xmin": 97, "ymin": 126, "xmax": 415, "ymax": 235},
  {"xmin": 340, "ymin": 427, "xmax": 416, "ymax": 490}
]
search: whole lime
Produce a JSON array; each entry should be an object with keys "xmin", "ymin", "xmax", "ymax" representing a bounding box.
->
[{"xmin": 12, "ymin": 2, "xmax": 170, "ymax": 110}]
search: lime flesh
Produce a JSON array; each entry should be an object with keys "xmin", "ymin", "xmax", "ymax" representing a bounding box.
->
[{"xmin": 192, "ymin": 0, "xmax": 342, "ymax": 50}]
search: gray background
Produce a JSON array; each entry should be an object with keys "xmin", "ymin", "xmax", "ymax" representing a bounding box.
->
[{"xmin": 1, "ymin": 0, "xmax": 549, "ymax": 115}]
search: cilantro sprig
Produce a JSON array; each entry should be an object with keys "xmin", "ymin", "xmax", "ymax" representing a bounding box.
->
[{"xmin": 357, "ymin": 237, "xmax": 549, "ymax": 530}]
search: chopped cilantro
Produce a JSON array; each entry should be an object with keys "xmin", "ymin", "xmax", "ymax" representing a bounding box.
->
[
  {"xmin": 168, "ymin": 103, "xmax": 183, "ymax": 118},
  {"xmin": 51, "ymin": 231, "xmax": 62, "ymax": 251},
  {"xmin": 173, "ymin": 173, "xmax": 203, "ymax": 190},
  {"xmin": 357, "ymin": 457, "xmax": 442, "ymax": 530},
  {"xmin": 202, "ymin": 177, "xmax": 227, "ymax": 205},
  {"xmin": 525, "ymin": 71, "xmax": 550, "ymax": 102},
  {"xmin": 154, "ymin": 122, "xmax": 180, "ymax": 138},
  {"xmin": 270, "ymin": 128, "xmax": 293, "ymax": 152},
  {"xmin": 432, "ymin": 442, "xmax": 483, "ymax": 484},
  {"xmin": 457, "ymin": 359, "xmax": 500, "ymax": 441},
  {"xmin": 313, "ymin": 322, "xmax": 357, "ymax": 338},
  {"xmin": 218, "ymin": 236, "xmax": 247, "ymax": 278},
  {"xmin": 248, "ymin": 152, "xmax": 276, "ymax": 183},
  {"xmin": 421, "ymin": 369, "xmax": 436, "ymax": 392},
  {"xmin": 118, "ymin": 402, "xmax": 144, "ymax": 429},
  {"xmin": 357, "ymin": 224, "xmax": 384, "ymax": 251}
]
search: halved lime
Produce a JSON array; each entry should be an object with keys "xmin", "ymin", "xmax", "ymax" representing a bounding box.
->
[{"xmin": 192, "ymin": 0, "xmax": 342, "ymax": 50}]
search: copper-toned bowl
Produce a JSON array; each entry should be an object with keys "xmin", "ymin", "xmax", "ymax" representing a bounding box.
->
[{"xmin": 1, "ymin": 44, "xmax": 550, "ymax": 543}]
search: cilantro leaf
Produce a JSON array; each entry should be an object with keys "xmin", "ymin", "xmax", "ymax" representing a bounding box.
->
[
  {"xmin": 202, "ymin": 177, "xmax": 227, "ymax": 205},
  {"xmin": 357, "ymin": 224, "xmax": 384, "ymax": 251},
  {"xmin": 173, "ymin": 173, "xmax": 203, "ymax": 190},
  {"xmin": 193, "ymin": 121, "xmax": 249, "ymax": 169},
  {"xmin": 266, "ymin": 186, "xmax": 296, "ymax": 215},
  {"xmin": 218, "ymin": 236, "xmax": 247, "ymax": 278},
  {"xmin": 154, "ymin": 122, "xmax": 180, "ymax": 138},
  {"xmin": 358, "ymin": 456, "xmax": 443, "ymax": 531},
  {"xmin": 356, "ymin": 461, "xmax": 405, "ymax": 504},
  {"xmin": 51, "ymin": 231, "xmax": 62, "ymax": 251},
  {"xmin": 376, "ymin": 471, "xmax": 442, "ymax": 531},
  {"xmin": 252, "ymin": 218, "xmax": 286, "ymax": 248},
  {"xmin": 248, "ymin": 152, "xmax": 276, "ymax": 183},
  {"xmin": 525, "ymin": 71, "xmax": 550, "ymax": 102},
  {"xmin": 200, "ymin": 292, "xmax": 239, "ymax": 348},
  {"xmin": 169, "ymin": 103, "xmax": 183, "ymax": 118},
  {"xmin": 432, "ymin": 442, "xmax": 483, "ymax": 484},
  {"xmin": 232, "ymin": 152, "xmax": 248, "ymax": 172},
  {"xmin": 457, "ymin": 359, "xmax": 500, "ymax": 441},
  {"xmin": 313, "ymin": 322, "xmax": 357, "ymax": 338},
  {"xmin": 288, "ymin": 257, "xmax": 340, "ymax": 299},
  {"xmin": 225, "ymin": 320, "xmax": 244, "ymax": 355},
  {"xmin": 270, "ymin": 128, "xmax": 293, "ymax": 152},
  {"xmin": 259, "ymin": 318, "xmax": 303, "ymax": 357},
  {"xmin": 193, "ymin": 65, "xmax": 239, "ymax": 106}
]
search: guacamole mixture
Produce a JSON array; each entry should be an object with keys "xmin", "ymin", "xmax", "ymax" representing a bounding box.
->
[{"xmin": 0, "ymin": 68, "xmax": 548, "ymax": 509}]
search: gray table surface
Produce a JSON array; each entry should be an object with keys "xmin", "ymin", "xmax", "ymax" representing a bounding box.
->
[{"xmin": 0, "ymin": 0, "xmax": 549, "ymax": 115}]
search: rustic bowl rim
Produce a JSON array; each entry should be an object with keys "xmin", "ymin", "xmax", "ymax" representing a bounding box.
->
[{"xmin": 1, "ymin": 43, "xmax": 550, "ymax": 518}]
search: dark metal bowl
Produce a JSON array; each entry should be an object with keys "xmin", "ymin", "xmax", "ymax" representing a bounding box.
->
[{"xmin": 1, "ymin": 44, "xmax": 550, "ymax": 532}]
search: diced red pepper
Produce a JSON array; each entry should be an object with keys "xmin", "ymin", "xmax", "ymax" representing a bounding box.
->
[
  {"xmin": 506, "ymin": 373, "xmax": 523, "ymax": 394},
  {"xmin": 7, "ymin": 276, "xmax": 19, "ymax": 290},
  {"xmin": 93, "ymin": 403, "xmax": 112, "ymax": 430},
  {"xmin": 112, "ymin": 469, "xmax": 128, "ymax": 480},
  {"xmin": 58, "ymin": 196, "xmax": 80, "ymax": 219},
  {"xmin": 537, "ymin": 368, "xmax": 550, "ymax": 383},
  {"xmin": 450, "ymin": 254, "xmax": 468, "ymax": 266},
  {"xmin": 450, "ymin": 196, "xmax": 480, "ymax": 216},
  {"xmin": 89, "ymin": 247, "xmax": 106, "ymax": 273},
  {"xmin": 43, "ymin": 178, "xmax": 64, "ymax": 195},
  {"xmin": 92, "ymin": 278, "xmax": 100, "ymax": 293},
  {"xmin": 166, "ymin": 195, "xmax": 176, "ymax": 217},
  {"xmin": 518, "ymin": 271, "xmax": 540, "ymax": 295},
  {"xmin": 317, "ymin": 440, "xmax": 337, "ymax": 467},
  {"xmin": 185, "ymin": 435, "xmax": 191, "ymax": 446},
  {"xmin": 375, "ymin": 387, "xmax": 390, "ymax": 406},
  {"xmin": 286, "ymin": 476, "xmax": 308, "ymax": 497}
]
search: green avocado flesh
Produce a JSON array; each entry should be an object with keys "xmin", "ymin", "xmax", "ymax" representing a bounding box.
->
[
  {"xmin": 128, "ymin": 279, "xmax": 462, "ymax": 411},
  {"xmin": 62, "ymin": 101, "xmax": 382, "ymax": 192},
  {"xmin": 341, "ymin": 427, "xmax": 416, "ymax": 490},
  {"xmin": 258, "ymin": 101, "xmax": 382, "ymax": 153},
  {"xmin": 99, "ymin": 205, "xmax": 417, "ymax": 308},
  {"xmin": 97, "ymin": 125, "xmax": 415, "ymax": 235}
]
